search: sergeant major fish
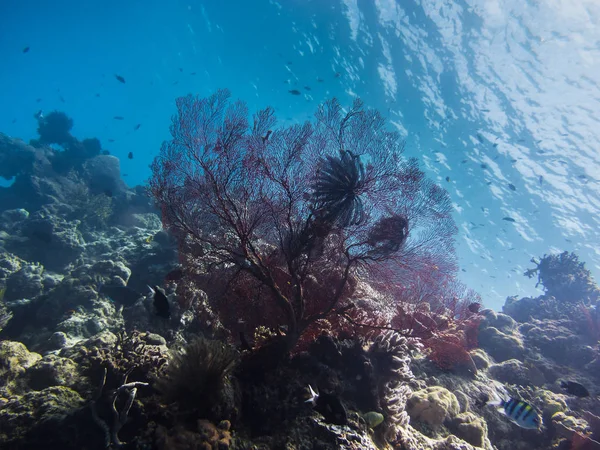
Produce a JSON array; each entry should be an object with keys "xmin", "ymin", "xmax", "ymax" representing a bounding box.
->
[{"xmin": 487, "ymin": 396, "xmax": 541, "ymax": 429}]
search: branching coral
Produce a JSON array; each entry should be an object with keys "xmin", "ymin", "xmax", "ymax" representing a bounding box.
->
[
  {"xmin": 150, "ymin": 90, "xmax": 458, "ymax": 353},
  {"xmin": 525, "ymin": 251, "xmax": 600, "ymax": 305}
]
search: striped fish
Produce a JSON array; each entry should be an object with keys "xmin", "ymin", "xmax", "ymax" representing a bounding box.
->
[{"xmin": 487, "ymin": 396, "xmax": 541, "ymax": 429}]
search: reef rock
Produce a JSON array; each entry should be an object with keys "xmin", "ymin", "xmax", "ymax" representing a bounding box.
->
[
  {"xmin": 478, "ymin": 310, "xmax": 525, "ymax": 362},
  {"xmin": 406, "ymin": 386, "xmax": 460, "ymax": 428}
]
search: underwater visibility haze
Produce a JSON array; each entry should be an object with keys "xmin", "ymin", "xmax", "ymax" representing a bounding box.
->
[{"xmin": 1, "ymin": 1, "xmax": 600, "ymax": 449}]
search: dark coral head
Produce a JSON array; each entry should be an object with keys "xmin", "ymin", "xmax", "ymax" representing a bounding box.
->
[
  {"xmin": 366, "ymin": 215, "xmax": 409, "ymax": 257},
  {"xmin": 36, "ymin": 110, "xmax": 74, "ymax": 145}
]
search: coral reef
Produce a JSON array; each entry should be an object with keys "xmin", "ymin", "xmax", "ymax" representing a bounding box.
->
[{"xmin": 3, "ymin": 104, "xmax": 600, "ymax": 450}]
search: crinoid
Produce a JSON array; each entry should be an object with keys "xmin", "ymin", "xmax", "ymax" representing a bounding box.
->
[{"xmin": 311, "ymin": 150, "xmax": 367, "ymax": 227}]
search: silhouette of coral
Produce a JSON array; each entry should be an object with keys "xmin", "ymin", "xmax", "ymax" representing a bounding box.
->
[
  {"xmin": 525, "ymin": 251, "xmax": 600, "ymax": 305},
  {"xmin": 35, "ymin": 111, "xmax": 75, "ymax": 146}
]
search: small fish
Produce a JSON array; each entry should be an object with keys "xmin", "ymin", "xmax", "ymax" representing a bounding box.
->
[
  {"xmin": 480, "ymin": 164, "xmax": 487, "ymax": 169},
  {"xmin": 539, "ymin": 175, "xmax": 543, "ymax": 186},
  {"xmin": 461, "ymin": 268, "xmax": 466, "ymax": 272},
  {"xmin": 288, "ymin": 89, "xmax": 302, "ymax": 96},
  {"xmin": 486, "ymin": 181, "xmax": 492, "ymax": 185},
  {"xmin": 34, "ymin": 110, "xmax": 44, "ymax": 120},
  {"xmin": 304, "ymin": 86, "xmax": 311, "ymax": 91},
  {"xmin": 502, "ymin": 217, "xmax": 516, "ymax": 222},
  {"xmin": 476, "ymin": 133, "xmax": 485, "ymax": 143},
  {"xmin": 108, "ymin": 139, "xmax": 115, "ymax": 143},
  {"xmin": 508, "ymin": 183, "xmax": 516, "ymax": 191},
  {"xmin": 113, "ymin": 116, "xmax": 124, "ymax": 120},
  {"xmin": 115, "ymin": 74, "xmax": 126, "ymax": 83},
  {"xmin": 510, "ymin": 159, "xmax": 517, "ymax": 163},
  {"xmin": 149, "ymin": 285, "xmax": 170, "ymax": 319},
  {"xmin": 560, "ymin": 380, "xmax": 589, "ymax": 397},
  {"xmin": 190, "ymin": 72, "xmax": 197, "ymax": 75},
  {"xmin": 128, "ymin": 152, "xmax": 133, "ymax": 159},
  {"xmin": 59, "ymin": 95, "xmax": 65, "ymax": 103},
  {"xmin": 144, "ymin": 235, "xmax": 153, "ymax": 244},
  {"xmin": 103, "ymin": 189, "xmax": 113, "ymax": 197},
  {"xmin": 493, "ymin": 143, "xmax": 499, "ymax": 148},
  {"xmin": 262, "ymin": 130, "xmax": 272, "ymax": 143},
  {"xmin": 305, "ymin": 384, "xmax": 319, "ymax": 406},
  {"xmin": 23, "ymin": 46, "xmax": 30, "ymax": 53},
  {"xmin": 99, "ymin": 285, "xmax": 141, "ymax": 307},
  {"xmin": 178, "ymin": 67, "xmax": 183, "ymax": 72},
  {"xmin": 134, "ymin": 123, "xmax": 141, "ymax": 130},
  {"xmin": 317, "ymin": 77, "xmax": 324, "ymax": 82},
  {"xmin": 446, "ymin": 176, "xmax": 450, "ymax": 182},
  {"xmin": 488, "ymin": 396, "xmax": 541, "ymax": 429}
]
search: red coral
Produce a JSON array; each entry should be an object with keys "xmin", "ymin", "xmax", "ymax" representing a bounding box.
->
[{"xmin": 150, "ymin": 90, "xmax": 459, "ymax": 352}]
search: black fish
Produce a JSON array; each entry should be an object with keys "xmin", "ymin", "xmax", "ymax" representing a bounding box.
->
[
  {"xmin": 150, "ymin": 285, "xmax": 170, "ymax": 319},
  {"xmin": 164, "ymin": 268, "xmax": 184, "ymax": 282},
  {"xmin": 560, "ymin": 380, "xmax": 589, "ymax": 397},
  {"xmin": 288, "ymin": 89, "xmax": 302, "ymax": 95},
  {"xmin": 115, "ymin": 74, "xmax": 126, "ymax": 83},
  {"xmin": 113, "ymin": 116, "xmax": 124, "ymax": 120},
  {"xmin": 481, "ymin": 164, "xmax": 487, "ymax": 169},
  {"xmin": 508, "ymin": 183, "xmax": 516, "ymax": 191},
  {"xmin": 128, "ymin": 152, "xmax": 133, "ymax": 159},
  {"xmin": 502, "ymin": 217, "xmax": 516, "ymax": 222},
  {"xmin": 134, "ymin": 123, "xmax": 141, "ymax": 130},
  {"xmin": 446, "ymin": 176, "xmax": 450, "ymax": 182},
  {"xmin": 23, "ymin": 46, "xmax": 30, "ymax": 53},
  {"xmin": 100, "ymin": 285, "xmax": 141, "ymax": 307},
  {"xmin": 239, "ymin": 331, "xmax": 252, "ymax": 351}
]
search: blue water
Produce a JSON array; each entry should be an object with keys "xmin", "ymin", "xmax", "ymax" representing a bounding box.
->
[{"xmin": 1, "ymin": 0, "xmax": 599, "ymax": 309}]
